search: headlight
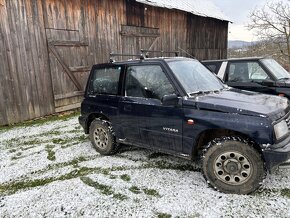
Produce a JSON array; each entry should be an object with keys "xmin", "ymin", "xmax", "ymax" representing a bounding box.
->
[{"xmin": 274, "ymin": 120, "xmax": 289, "ymax": 140}]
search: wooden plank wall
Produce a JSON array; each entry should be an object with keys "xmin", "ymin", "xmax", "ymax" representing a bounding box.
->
[
  {"xmin": 42, "ymin": 0, "xmax": 90, "ymax": 112},
  {"xmin": 85, "ymin": 0, "xmax": 126, "ymax": 64},
  {"xmin": 129, "ymin": 1, "xmax": 228, "ymax": 60},
  {"xmin": 0, "ymin": 0, "xmax": 228, "ymax": 125},
  {"xmin": 0, "ymin": 0, "xmax": 54, "ymax": 125}
]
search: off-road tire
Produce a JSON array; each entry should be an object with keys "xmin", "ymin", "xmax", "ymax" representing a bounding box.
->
[
  {"xmin": 89, "ymin": 119, "xmax": 119, "ymax": 155},
  {"xmin": 202, "ymin": 137, "xmax": 265, "ymax": 194}
]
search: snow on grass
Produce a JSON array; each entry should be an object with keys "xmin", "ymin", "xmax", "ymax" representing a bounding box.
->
[{"xmin": 0, "ymin": 114, "xmax": 290, "ymax": 217}]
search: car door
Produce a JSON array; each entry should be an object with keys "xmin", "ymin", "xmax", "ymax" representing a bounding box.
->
[
  {"xmin": 119, "ymin": 63, "xmax": 184, "ymax": 152},
  {"xmin": 85, "ymin": 64, "xmax": 124, "ymax": 134},
  {"xmin": 225, "ymin": 61, "xmax": 276, "ymax": 95}
]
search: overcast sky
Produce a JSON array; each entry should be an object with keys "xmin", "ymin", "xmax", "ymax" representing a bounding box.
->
[{"xmin": 211, "ymin": 0, "xmax": 270, "ymax": 41}]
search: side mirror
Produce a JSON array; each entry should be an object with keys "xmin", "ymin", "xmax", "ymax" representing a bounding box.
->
[{"xmin": 161, "ymin": 94, "xmax": 179, "ymax": 106}]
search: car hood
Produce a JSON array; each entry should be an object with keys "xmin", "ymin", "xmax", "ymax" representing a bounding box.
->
[{"xmin": 184, "ymin": 88, "xmax": 289, "ymax": 121}]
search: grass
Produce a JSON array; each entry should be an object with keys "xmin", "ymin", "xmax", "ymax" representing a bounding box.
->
[
  {"xmin": 9, "ymin": 149, "xmax": 17, "ymax": 153},
  {"xmin": 45, "ymin": 144, "xmax": 56, "ymax": 161},
  {"xmin": 0, "ymin": 158, "xmax": 165, "ymax": 197},
  {"xmin": 143, "ymin": 188, "xmax": 160, "ymax": 197},
  {"xmin": 113, "ymin": 193, "xmax": 128, "ymax": 201},
  {"xmin": 129, "ymin": 186, "xmax": 142, "ymax": 194},
  {"xmin": 4, "ymin": 138, "xmax": 50, "ymax": 149},
  {"xmin": 120, "ymin": 174, "xmax": 131, "ymax": 182},
  {"xmin": 0, "ymin": 110, "xmax": 80, "ymax": 130},
  {"xmin": 55, "ymin": 135, "xmax": 88, "ymax": 147},
  {"xmin": 281, "ymin": 188, "xmax": 290, "ymax": 198},
  {"xmin": 156, "ymin": 213, "xmax": 172, "ymax": 218},
  {"xmin": 129, "ymin": 186, "xmax": 160, "ymax": 197},
  {"xmin": 3, "ymin": 133, "xmax": 87, "ymax": 153},
  {"xmin": 22, "ymin": 139, "xmax": 46, "ymax": 146},
  {"xmin": 80, "ymin": 177, "xmax": 128, "ymax": 201},
  {"xmin": 11, "ymin": 151, "xmax": 42, "ymax": 161},
  {"xmin": 80, "ymin": 177, "xmax": 114, "ymax": 195},
  {"xmin": 109, "ymin": 175, "xmax": 117, "ymax": 179},
  {"xmin": 0, "ymin": 161, "xmax": 135, "ymax": 196},
  {"xmin": 0, "ymin": 167, "xmax": 100, "ymax": 195},
  {"xmin": 20, "ymin": 145, "xmax": 38, "ymax": 151},
  {"xmin": 253, "ymin": 187, "xmax": 279, "ymax": 197},
  {"xmin": 5, "ymin": 155, "xmax": 99, "ymax": 184},
  {"xmin": 4, "ymin": 138, "xmax": 22, "ymax": 146},
  {"xmin": 11, "ymin": 152, "xmax": 23, "ymax": 160},
  {"xmin": 52, "ymin": 138, "xmax": 69, "ymax": 145}
]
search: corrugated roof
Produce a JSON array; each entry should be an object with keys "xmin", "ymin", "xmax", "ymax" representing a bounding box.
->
[{"xmin": 136, "ymin": 0, "xmax": 230, "ymax": 21}]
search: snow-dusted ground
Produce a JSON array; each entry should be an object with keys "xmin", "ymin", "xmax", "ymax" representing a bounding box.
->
[{"xmin": 0, "ymin": 115, "xmax": 290, "ymax": 217}]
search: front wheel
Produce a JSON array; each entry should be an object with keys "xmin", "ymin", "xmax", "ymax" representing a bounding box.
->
[{"xmin": 202, "ymin": 137, "xmax": 265, "ymax": 194}]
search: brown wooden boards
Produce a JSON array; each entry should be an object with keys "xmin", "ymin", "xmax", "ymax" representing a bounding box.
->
[
  {"xmin": 0, "ymin": 0, "xmax": 54, "ymax": 125},
  {"xmin": 0, "ymin": 0, "xmax": 228, "ymax": 125}
]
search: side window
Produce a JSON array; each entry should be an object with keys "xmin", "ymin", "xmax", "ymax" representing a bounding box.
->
[
  {"xmin": 228, "ymin": 62, "xmax": 249, "ymax": 82},
  {"xmin": 125, "ymin": 65, "xmax": 175, "ymax": 100},
  {"xmin": 248, "ymin": 62, "xmax": 268, "ymax": 80},
  {"xmin": 206, "ymin": 64, "xmax": 217, "ymax": 74},
  {"xmin": 88, "ymin": 66, "xmax": 121, "ymax": 95},
  {"xmin": 228, "ymin": 62, "xmax": 269, "ymax": 82}
]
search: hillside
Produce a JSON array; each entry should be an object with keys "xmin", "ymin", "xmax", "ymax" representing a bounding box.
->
[{"xmin": 228, "ymin": 40, "xmax": 257, "ymax": 49}]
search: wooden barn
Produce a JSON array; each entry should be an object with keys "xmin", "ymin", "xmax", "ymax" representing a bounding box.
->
[{"xmin": 0, "ymin": 0, "xmax": 230, "ymax": 125}]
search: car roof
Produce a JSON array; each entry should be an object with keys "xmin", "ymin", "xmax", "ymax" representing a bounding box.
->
[{"xmin": 201, "ymin": 57, "xmax": 267, "ymax": 63}]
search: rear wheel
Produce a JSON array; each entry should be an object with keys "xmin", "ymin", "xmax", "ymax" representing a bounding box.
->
[
  {"xmin": 89, "ymin": 119, "xmax": 119, "ymax": 155},
  {"xmin": 202, "ymin": 137, "xmax": 265, "ymax": 194}
]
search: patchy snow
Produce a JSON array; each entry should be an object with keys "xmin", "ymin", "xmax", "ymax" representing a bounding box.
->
[
  {"xmin": 136, "ymin": 0, "xmax": 230, "ymax": 21},
  {"xmin": 0, "ymin": 116, "xmax": 290, "ymax": 217}
]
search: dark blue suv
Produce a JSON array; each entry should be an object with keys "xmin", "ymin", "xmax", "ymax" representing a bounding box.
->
[{"xmin": 79, "ymin": 57, "xmax": 290, "ymax": 194}]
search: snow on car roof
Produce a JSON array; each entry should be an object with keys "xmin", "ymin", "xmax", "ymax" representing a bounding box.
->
[{"xmin": 136, "ymin": 0, "xmax": 230, "ymax": 21}]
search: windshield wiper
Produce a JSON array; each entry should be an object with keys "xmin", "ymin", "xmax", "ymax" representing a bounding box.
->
[
  {"xmin": 277, "ymin": 77, "xmax": 290, "ymax": 81},
  {"xmin": 189, "ymin": 90, "xmax": 211, "ymax": 96}
]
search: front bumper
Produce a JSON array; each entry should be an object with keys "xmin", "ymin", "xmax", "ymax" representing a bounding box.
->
[{"xmin": 263, "ymin": 137, "xmax": 290, "ymax": 172}]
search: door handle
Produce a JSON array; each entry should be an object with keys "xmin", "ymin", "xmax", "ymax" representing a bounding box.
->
[{"xmin": 124, "ymin": 105, "xmax": 132, "ymax": 112}]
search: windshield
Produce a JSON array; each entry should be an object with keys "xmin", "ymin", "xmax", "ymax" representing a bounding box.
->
[
  {"xmin": 261, "ymin": 59, "xmax": 290, "ymax": 80},
  {"xmin": 167, "ymin": 59, "xmax": 224, "ymax": 95}
]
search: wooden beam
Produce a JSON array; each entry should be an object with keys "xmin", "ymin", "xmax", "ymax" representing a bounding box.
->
[
  {"xmin": 120, "ymin": 31, "xmax": 160, "ymax": 38},
  {"xmin": 49, "ymin": 40, "xmax": 88, "ymax": 47},
  {"xmin": 54, "ymin": 91, "xmax": 84, "ymax": 100},
  {"xmin": 55, "ymin": 102, "xmax": 81, "ymax": 113},
  {"xmin": 69, "ymin": 66, "xmax": 91, "ymax": 72},
  {"xmin": 147, "ymin": 37, "xmax": 160, "ymax": 51}
]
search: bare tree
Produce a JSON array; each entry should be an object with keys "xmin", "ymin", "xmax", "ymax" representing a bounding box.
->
[{"xmin": 248, "ymin": 1, "xmax": 290, "ymax": 63}]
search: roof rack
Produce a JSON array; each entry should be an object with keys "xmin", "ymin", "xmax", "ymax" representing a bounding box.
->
[
  {"xmin": 109, "ymin": 52, "xmax": 145, "ymax": 63},
  {"xmin": 142, "ymin": 49, "xmax": 179, "ymax": 58},
  {"xmin": 109, "ymin": 49, "xmax": 179, "ymax": 63}
]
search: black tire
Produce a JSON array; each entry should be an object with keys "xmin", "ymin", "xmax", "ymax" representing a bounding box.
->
[
  {"xmin": 89, "ymin": 119, "xmax": 119, "ymax": 155},
  {"xmin": 202, "ymin": 137, "xmax": 265, "ymax": 194}
]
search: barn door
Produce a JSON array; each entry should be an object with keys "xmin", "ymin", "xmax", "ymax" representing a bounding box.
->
[
  {"xmin": 42, "ymin": 0, "xmax": 90, "ymax": 112},
  {"xmin": 120, "ymin": 25, "xmax": 160, "ymax": 59}
]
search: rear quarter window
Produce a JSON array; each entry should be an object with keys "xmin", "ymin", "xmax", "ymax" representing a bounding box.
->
[
  {"xmin": 202, "ymin": 62, "xmax": 222, "ymax": 74},
  {"xmin": 87, "ymin": 66, "xmax": 122, "ymax": 95},
  {"xmin": 206, "ymin": 64, "xmax": 217, "ymax": 73}
]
